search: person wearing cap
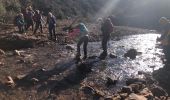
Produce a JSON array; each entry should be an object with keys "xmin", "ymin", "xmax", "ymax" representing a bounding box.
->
[
  {"xmin": 33, "ymin": 10, "xmax": 43, "ymax": 34},
  {"xmin": 99, "ymin": 18, "xmax": 114, "ymax": 59},
  {"xmin": 47, "ymin": 12, "xmax": 56, "ymax": 41},
  {"xmin": 72, "ymin": 23, "xmax": 89, "ymax": 60}
]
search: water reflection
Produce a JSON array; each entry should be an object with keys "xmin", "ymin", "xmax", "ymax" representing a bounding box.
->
[{"xmin": 82, "ymin": 33, "xmax": 164, "ymax": 93}]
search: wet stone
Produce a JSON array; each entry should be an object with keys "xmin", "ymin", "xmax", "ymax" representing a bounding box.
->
[
  {"xmin": 0, "ymin": 49, "xmax": 5, "ymax": 55},
  {"xmin": 5, "ymin": 76, "xmax": 15, "ymax": 87},
  {"xmin": 124, "ymin": 49, "xmax": 138, "ymax": 59},
  {"xmin": 109, "ymin": 53, "xmax": 117, "ymax": 58},
  {"xmin": 80, "ymin": 86, "xmax": 95, "ymax": 94},
  {"xmin": 66, "ymin": 45, "xmax": 75, "ymax": 51},
  {"xmin": 127, "ymin": 93, "xmax": 147, "ymax": 100},
  {"xmin": 126, "ymin": 78, "xmax": 146, "ymax": 86},
  {"xmin": 121, "ymin": 86, "xmax": 133, "ymax": 94},
  {"xmin": 106, "ymin": 77, "xmax": 117, "ymax": 87},
  {"xmin": 76, "ymin": 62, "xmax": 92, "ymax": 73},
  {"xmin": 150, "ymin": 85, "xmax": 168, "ymax": 98}
]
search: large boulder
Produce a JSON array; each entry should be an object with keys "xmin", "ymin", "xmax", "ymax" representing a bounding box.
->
[
  {"xmin": 124, "ymin": 49, "xmax": 138, "ymax": 59},
  {"xmin": 0, "ymin": 33, "xmax": 37, "ymax": 51}
]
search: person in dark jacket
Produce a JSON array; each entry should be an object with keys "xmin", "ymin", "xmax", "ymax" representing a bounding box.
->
[
  {"xmin": 15, "ymin": 13, "xmax": 25, "ymax": 33},
  {"xmin": 33, "ymin": 10, "xmax": 43, "ymax": 34},
  {"xmin": 24, "ymin": 6, "xmax": 34, "ymax": 31},
  {"xmin": 99, "ymin": 18, "xmax": 114, "ymax": 59},
  {"xmin": 47, "ymin": 12, "xmax": 56, "ymax": 41}
]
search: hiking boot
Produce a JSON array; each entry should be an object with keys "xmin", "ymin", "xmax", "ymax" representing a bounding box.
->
[
  {"xmin": 99, "ymin": 52, "xmax": 107, "ymax": 60},
  {"xmin": 83, "ymin": 56, "xmax": 87, "ymax": 60}
]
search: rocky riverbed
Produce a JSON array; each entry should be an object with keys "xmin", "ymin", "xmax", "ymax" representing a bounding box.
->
[{"xmin": 0, "ymin": 24, "xmax": 169, "ymax": 100}]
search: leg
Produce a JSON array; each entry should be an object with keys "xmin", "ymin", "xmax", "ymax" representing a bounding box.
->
[
  {"xmin": 48, "ymin": 26, "xmax": 53, "ymax": 40},
  {"xmin": 52, "ymin": 26, "xmax": 56, "ymax": 41},
  {"xmin": 83, "ymin": 36, "xmax": 89, "ymax": 59},
  {"xmin": 18, "ymin": 26, "xmax": 22, "ymax": 33},
  {"xmin": 40, "ymin": 22, "xmax": 43, "ymax": 33},
  {"xmin": 77, "ymin": 37, "xmax": 84, "ymax": 57},
  {"xmin": 33, "ymin": 22, "xmax": 39, "ymax": 34},
  {"xmin": 31, "ymin": 20, "xmax": 34, "ymax": 31},
  {"xmin": 102, "ymin": 36, "xmax": 108, "ymax": 54}
]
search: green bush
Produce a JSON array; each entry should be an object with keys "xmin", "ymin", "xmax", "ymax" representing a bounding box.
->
[{"xmin": 0, "ymin": 3, "xmax": 6, "ymax": 16}]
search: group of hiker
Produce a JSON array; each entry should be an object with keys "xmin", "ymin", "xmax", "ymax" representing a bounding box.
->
[
  {"xmin": 14, "ymin": 6, "xmax": 114, "ymax": 60},
  {"xmin": 13, "ymin": 6, "xmax": 170, "ymax": 62},
  {"xmin": 14, "ymin": 6, "xmax": 56, "ymax": 41}
]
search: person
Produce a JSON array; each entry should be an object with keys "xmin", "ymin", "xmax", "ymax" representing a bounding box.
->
[
  {"xmin": 71, "ymin": 23, "xmax": 89, "ymax": 61},
  {"xmin": 15, "ymin": 13, "xmax": 25, "ymax": 33},
  {"xmin": 158, "ymin": 17, "xmax": 170, "ymax": 63},
  {"xmin": 33, "ymin": 10, "xmax": 43, "ymax": 34},
  {"xmin": 47, "ymin": 12, "xmax": 56, "ymax": 41},
  {"xmin": 99, "ymin": 18, "xmax": 114, "ymax": 59},
  {"xmin": 25, "ymin": 6, "xmax": 34, "ymax": 31}
]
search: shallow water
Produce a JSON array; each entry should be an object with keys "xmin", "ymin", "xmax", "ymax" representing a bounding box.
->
[{"xmin": 80, "ymin": 33, "xmax": 164, "ymax": 94}]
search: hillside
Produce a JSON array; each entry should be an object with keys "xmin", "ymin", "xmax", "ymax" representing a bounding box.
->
[{"xmin": 1, "ymin": 0, "xmax": 170, "ymax": 28}]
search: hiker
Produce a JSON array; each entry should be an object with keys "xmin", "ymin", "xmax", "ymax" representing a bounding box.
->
[
  {"xmin": 33, "ymin": 10, "xmax": 43, "ymax": 34},
  {"xmin": 24, "ymin": 6, "xmax": 34, "ymax": 31},
  {"xmin": 71, "ymin": 23, "xmax": 89, "ymax": 60},
  {"xmin": 99, "ymin": 18, "xmax": 114, "ymax": 59},
  {"xmin": 158, "ymin": 17, "xmax": 170, "ymax": 63},
  {"xmin": 47, "ymin": 12, "xmax": 56, "ymax": 41},
  {"xmin": 14, "ymin": 13, "xmax": 25, "ymax": 33}
]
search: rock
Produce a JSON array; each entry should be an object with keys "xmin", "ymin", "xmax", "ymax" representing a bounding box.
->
[
  {"xmin": 40, "ymin": 68, "xmax": 46, "ymax": 72},
  {"xmin": 16, "ymin": 59, "xmax": 25, "ymax": 63},
  {"xmin": 31, "ymin": 78, "xmax": 39, "ymax": 84},
  {"xmin": 104, "ymin": 97, "xmax": 113, "ymax": 100},
  {"xmin": 14, "ymin": 50, "xmax": 21, "ymax": 56},
  {"xmin": 16, "ymin": 74, "xmax": 27, "ymax": 80},
  {"xmin": 80, "ymin": 85, "xmax": 95, "ymax": 94},
  {"xmin": 0, "ymin": 49, "xmax": 5, "ymax": 55},
  {"xmin": 119, "ymin": 93, "xmax": 128, "ymax": 99},
  {"xmin": 66, "ymin": 45, "xmax": 74, "ymax": 51},
  {"xmin": 76, "ymin": 62, "xmax": 92, "ymax": 73},
  {"xmin": 0, "ymin": 34, "xmax": 34, "ymax": 51},
  {"xmin": 127, "ymin": 93, "xmax": 147, "ymax": 100},
  {"xmin": 121, "ymin": 86, "xmax": 133, "ymax": 94},
  {"xmin": 126, "ymin": 78, "xmax": 146, "ymax": 86},
  {"xmin": 109, "ymin": 53, "xmax": 117, "ymax": 58},
  {"xmin": 93, "ymin": 89, "xmax": 105, "ymax": 98},
  {"xmin": 124, "ymin": 49, "xmax": 138, "ymax": 59},
  {"xmin": 0, "ymin": 62, "xmax": 4, "ymax": 66},
  {"xmin": 140, "ymin": 88, "xmax": 153, "ymax": 99},
  {"xmin": 150, "ymin": 85, "xmax": 168, "ymax": 98},
  {"xmin": 129, "ymin": 84, "xmax": 141, "ymax": 93},
  {"xmin": 5, "ymin": 76, "xmax": 15, "ymax": 87},
  {"xmin": 88, "ymin": 55, "xmax": 98, "ymax": 59},
  {"xmin": 106, "ymin": 77, "xmax": 117, "ymax": 87}
]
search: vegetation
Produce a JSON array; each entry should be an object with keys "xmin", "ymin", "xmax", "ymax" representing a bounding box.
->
[{"xmin": 1, "ymin": 0, "xmax": 170, "ymax": 28}]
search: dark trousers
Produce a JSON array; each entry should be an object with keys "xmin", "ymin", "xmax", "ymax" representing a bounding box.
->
[
  {"xmin": 34, "ymin": 22, "xmax": 43, "ymax": 34},
  {"xmin": 18, "ymin": 25, "xmax": 25, "ymax": 33},
  {"xmin": 25, "ymin": 20, "xmax": 34, "ymax": 31},
  {"xmin": 102, "ymin": 35, "xmax": 110, "ymax": 54},
  {"xmin": 77, "ymin": 36, "xmax": 89, "ymax": 57},
  {"xmin": 48, "ymin": 25, "xmax": 56, "ymax": 40}
]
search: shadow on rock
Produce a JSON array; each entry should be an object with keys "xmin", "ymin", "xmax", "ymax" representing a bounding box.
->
[
  {"xmin": 15, "ymin": 60, "xmax": 76, "ymax": 88},
  {"xmin": 153, "ymin": 64, "xmax": 170, "ymax": 95}
]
